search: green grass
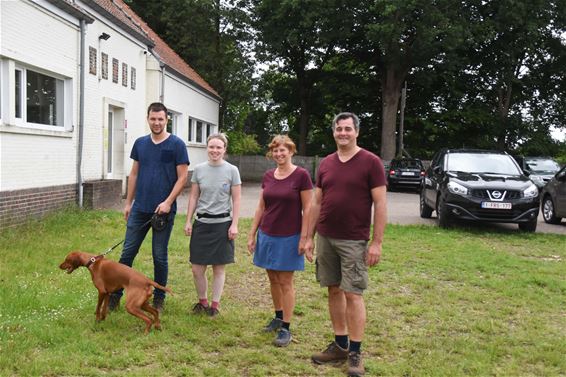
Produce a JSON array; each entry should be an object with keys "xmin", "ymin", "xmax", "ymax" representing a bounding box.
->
[{"xmin": 0, "ymin": 209, "xmax": 565, "ymax": 376}]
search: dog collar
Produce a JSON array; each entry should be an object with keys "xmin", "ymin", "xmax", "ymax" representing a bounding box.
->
[{"xmin": 86, "ymin": 255, "xmax": 102, "ymax": 269}]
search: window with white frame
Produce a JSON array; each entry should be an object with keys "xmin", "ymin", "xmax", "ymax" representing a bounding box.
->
[
  {"xmin": 14, "ymin": 66, "xmax": 66, "ymax": 128},
  {"xmin": 167, "ymin": 111, "xmax": 180, "ymax": 135},
  {"xmin": 188, "ymin": 117, "xmax": 217, "ymax": 144}
]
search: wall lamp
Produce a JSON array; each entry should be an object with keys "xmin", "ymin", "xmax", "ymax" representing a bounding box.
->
[{"xmin": 98, "ymin": 32, "xmax": 111, "ymax": 40}]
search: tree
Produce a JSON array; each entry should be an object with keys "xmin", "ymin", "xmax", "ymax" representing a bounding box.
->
[
  {"xmin": 251, "ymin": 0, "xmax": 352, "ymax": 155},
  {"xmin": 351, "ymin": 0, "xmax": 470, "ymax": 159}
]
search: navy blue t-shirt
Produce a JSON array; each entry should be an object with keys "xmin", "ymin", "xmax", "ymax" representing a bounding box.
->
[{"xmin": 130, "ymin": 134, "xmax": 189, "ymax": 213}]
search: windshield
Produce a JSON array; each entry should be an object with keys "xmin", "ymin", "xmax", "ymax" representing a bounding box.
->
[
  {"xmin": 524, "ymin": 158, "xmax": 560, "ymax": 173},
  {"xmin": 394, "ymin": 160, "xmax": 422, "ymax": 169},
  {"xmin": 446, "ymin": 153, "xmax": 522, "ymax": 175}
]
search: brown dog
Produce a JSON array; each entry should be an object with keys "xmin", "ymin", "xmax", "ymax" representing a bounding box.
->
[{"xmin": 59, "ymin": 251, "xmax": 172, "ymax": 333}]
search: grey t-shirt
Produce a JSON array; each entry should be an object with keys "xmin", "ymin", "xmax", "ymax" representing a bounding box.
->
[{"xmin": 191, "ymin": 160, "xmax": 241, "ymax": 224}]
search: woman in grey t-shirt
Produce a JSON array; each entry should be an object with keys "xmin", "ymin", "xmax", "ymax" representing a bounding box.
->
[{"xmin": 184, "ymin": 133, "xmax": 241, "ymax": 317}]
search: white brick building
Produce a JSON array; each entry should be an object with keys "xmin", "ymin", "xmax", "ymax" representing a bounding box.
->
[{"xmin": 0, "ymin": 0, "xmax": 221, "ymax": 227}]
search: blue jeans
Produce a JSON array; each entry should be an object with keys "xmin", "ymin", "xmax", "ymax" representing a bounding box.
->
[{"xmin": 112, "ymin": 209, "xmax": 175, "ymax": 300}]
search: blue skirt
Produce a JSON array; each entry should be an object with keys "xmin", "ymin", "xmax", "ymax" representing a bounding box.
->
[{"xmin": 253, "ymin": 230, "xmax": 304, "ymax": 271}]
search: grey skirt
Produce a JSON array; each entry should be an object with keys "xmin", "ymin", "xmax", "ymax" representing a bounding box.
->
[{"xmin": 189, "ymin": 220, "xmax": 235, "ymax": 265}]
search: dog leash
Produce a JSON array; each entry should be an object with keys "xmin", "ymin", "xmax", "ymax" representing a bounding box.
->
[{"xmin": 87, "ymin": 215, "xmax": 160, "ymax": 267}]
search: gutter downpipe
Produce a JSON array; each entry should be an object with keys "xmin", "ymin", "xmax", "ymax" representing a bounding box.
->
[
  {"xmin": 77, "ymin": 19, "xmax": 86, "ymax": 208},
  {"xmin": 160, "ymin": 64, "xmax": 165, "ymax": 103}
]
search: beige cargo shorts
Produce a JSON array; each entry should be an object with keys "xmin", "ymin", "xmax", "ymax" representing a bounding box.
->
[{"xmin": 315, "ymin": 234, "xmax": 368, "ymax": 294}]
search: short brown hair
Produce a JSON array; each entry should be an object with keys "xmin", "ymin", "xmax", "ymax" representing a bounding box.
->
[
  {"xmin": 147, "ymin": 102, "xmax": 168, "ymax": 116},
  {"xmin": 266, "ymin": 135, "xmax": 297, "ymax": 159}
]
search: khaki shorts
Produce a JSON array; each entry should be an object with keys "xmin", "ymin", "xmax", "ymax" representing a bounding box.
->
[{"xmin": 315, "ymin": 235, "xmax": 368, "ymax": 294}]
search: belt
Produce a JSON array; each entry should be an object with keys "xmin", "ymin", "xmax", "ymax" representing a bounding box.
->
[{"xmin": 196, "ymin": 212, "xmax": 230, "ymax": 219}]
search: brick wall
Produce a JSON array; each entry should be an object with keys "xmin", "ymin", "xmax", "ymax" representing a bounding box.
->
[
  {"xmin": 0, "ymin": 184, "xmax": 77, "ymax": 228},
  {"xmin": 82, "ymin": 180, "xmax": 122, "ymax": 210}
]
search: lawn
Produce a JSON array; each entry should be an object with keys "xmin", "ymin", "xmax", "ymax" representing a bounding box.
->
[{"xmin": 0, "ymin": 209, "xmax": 565, "ymax": 376}]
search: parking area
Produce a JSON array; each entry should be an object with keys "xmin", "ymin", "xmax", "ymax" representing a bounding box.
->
[{"xmin": 166, "ymin": 183, "xmax": 566, "ymax": 235}]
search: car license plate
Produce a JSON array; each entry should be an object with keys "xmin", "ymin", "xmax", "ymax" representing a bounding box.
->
[
  {"xmin": 401, "ymin": 172, "xmax": 415, "ymax": 176},
  {"xmin": 481, "ymin": 202, "xmax": 512, "ymax": 209}
]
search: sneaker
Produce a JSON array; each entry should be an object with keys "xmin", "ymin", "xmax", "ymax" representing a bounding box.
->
[
  {"xmin": 108, "ymin": 294, "xmax": 121, "ymax": 312},
  {"xmin": 347, "ymin": 351, "xmax": 365, "ymax": 376},
  {"xmin": 208, "ymin": 307, "xmax": 220, "ymax": 317},
  {"xmin": 153, "ymin": 297, "xmax": 165, "ymax": 313},
  {"xmin": 273, "ymin": 328, "xmax": 292, "ymax": 347},
  {"xmin": 311, "ymin": 341, "xmax": 348, "ymax": 365},
  {"xmin": 192, "ymin": 302, "xmax": 209, "ymax": 315},
  {"xmin": 263, "ymin": 318, "xmax": 283, "ymax": 332}
]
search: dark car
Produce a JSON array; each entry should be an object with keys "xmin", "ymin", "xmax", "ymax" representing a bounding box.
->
[
  {"xmin": 513, "ymin": 156, "xmax": 561, "ymax": 190},
  {"xmin": 387, "ymin": 158, "xmax": 425, "ymax": 191},
  {"xmin": 540, "ymin": 165, "xmax": 566, "ymax": 224},
  {"xmin": 420, "ymin": 149, "xmax": 540, "ymax": 232}
]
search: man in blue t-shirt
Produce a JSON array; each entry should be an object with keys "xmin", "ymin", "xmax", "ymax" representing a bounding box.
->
[{"xmin": 109, "ymin": 102, "xmax": 189, "ymax": 312}]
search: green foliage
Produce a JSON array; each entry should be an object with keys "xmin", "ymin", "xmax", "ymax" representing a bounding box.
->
[
  {"xmin": 1, "ymin": 211, "xmax": 566, "ymax": 375},
  {"xmin": 226, "ymin": 130, "xmax": 261, "ymax": 155},
  {"xmin": 125, "ymin": 0, "xmax": 566, "ymax": 159}
]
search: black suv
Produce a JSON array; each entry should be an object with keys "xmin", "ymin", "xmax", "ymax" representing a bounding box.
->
[
  {"xmin": 387, "ymin": 158, "xmax": 425, "ymax": 191},
  {"xmin": 420, "ymin": 149, "xmax": 540, "ymax": 232}
]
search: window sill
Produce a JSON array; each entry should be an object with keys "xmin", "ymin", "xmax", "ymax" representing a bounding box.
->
[
  {"xmin": 0, "ymin": 124, "xmax": 73, "ymax": 138},
  {"xmin": 187, "ymin": 142, "xmax": 206, "ymax": 148}
]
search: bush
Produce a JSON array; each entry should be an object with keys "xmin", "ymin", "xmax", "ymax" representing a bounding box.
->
[{"xmin": 226, "ymin": 131, "xmax": 262, "ymax": 155}]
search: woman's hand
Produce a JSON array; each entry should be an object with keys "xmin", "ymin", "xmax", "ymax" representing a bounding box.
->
[
  {"xmin": 184, "ymin": 221, "xmax": 192, "ymax": 236},
  {"xmin": 228, "ymin": 224, "xmax": 238, "ymax": 240},
  {"xmin": 247, "ymin": 234, "xmax": 256, "ymax": 255}
]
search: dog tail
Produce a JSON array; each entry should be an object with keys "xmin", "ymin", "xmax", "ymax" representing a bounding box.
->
[{"xmin": 150, "ymin": 280, "xmax": 173, "ymax": 295}]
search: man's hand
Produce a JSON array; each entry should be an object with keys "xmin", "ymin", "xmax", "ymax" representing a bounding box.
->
[
  {"xmin": 124, "ymin": 203, "xmax": 132, "ymax": 221},
  {"xmin": 155, "ymin": 201, "xmax": 172, "ymax": 215},
  {"xmin": 366, "ymin": 242, "xmax": 382, "ymax": 266},
  {"xmin": 301, "ymin": 238, "xmax": 315, "ymax": 263}
]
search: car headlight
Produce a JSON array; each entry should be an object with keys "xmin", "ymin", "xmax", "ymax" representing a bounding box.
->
[
  {"xmin": 530, "ymin": 176, "xmax": 545, "ymax": 186},
  {"xmin": 523, "ymin": 184, "xmax": 539, "ymax": 198},
  {"xmin": 447, "ymin": 181, "xmax": 468, "ymax": 195}
]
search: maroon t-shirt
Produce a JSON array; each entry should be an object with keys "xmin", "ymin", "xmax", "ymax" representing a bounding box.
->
[
  {"xmin": 260, "ymin": 167, "xmax": 313, "ymax": 236},
  {"xmin": 316, "ymin": 149, "xmax": 386, "ymax": 240}
]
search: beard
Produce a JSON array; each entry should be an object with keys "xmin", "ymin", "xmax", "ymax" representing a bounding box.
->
[{"xmin": 151, "ymin": 126, "xmax": 164, "ymax": 135}]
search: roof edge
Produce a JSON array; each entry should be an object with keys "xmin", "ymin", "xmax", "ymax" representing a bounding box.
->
[{"xmin": 45, "ymin": 0, "xmax": 95, "ymax": 23}]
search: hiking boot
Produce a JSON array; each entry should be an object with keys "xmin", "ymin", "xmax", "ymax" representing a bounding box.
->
[
  {"xmin": 192, "ymin": 302, "xmax": 209, "ymax": 315},
  {"xmin": 108, "ymin": 294, "xmax": 121, "ymax": 312},
  {"xmin": 153, "ymin": 297, "xmax": 165, "ymax": 313},
  {"xmin": 273, "ymin": 328, "xmax": 292, "ymax": 347},
  {"xmin": 263, "ymin": 318, "xmax": 283, "ymax": 332},
  {"xmin": 347, "ymin": 351, "xmax": 365, "ymax": 376},
  {"xmin": 311, "ymin": 342, "xmax": 348, "ymax": 365},
  {"xmin": 208, "ymin": 307, "xmax": 220, "ymax": 317}
]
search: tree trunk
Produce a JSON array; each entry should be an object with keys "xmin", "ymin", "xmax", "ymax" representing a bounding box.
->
[
  {"xmin": 496, "ymin": 83, "xmax": 512, "ymax": 150},
  {"xmin": 297, "ymin": 72, "xmax": 311, "ymax": 155},
  {"xmin": 381, "ymin": 68, "xmax": 404, "ymax": 160}
]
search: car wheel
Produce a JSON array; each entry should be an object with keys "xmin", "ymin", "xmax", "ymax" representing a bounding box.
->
[
  {"xmin": 518, "ymin": 219, "xmax": 537, "ymax": 232},
  {"xmin": 436, "ymin": 196, "xmax": 451, "ymax": 228},
  {"xmin": 542, "ymin": 196, "xmax": 562, "ymax": 224},
  {"xmin": 419, "ymin": 190, "xmax": 433, "ymax": 218}
]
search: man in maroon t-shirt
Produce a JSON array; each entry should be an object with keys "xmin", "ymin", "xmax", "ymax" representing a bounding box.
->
[{"xmin": 304, "ymin": 112, "xmax": 387, "ymax": 377}]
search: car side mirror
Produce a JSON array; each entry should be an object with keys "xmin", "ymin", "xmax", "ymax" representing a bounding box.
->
[
  {"xmin": 523, "ymin": 169, "xmax": 531, "ymax": 177},
  {"xmin": 557, "ymin": 171, "xmax": 566, "ymax": 181},
  {"xmin": 433, "ymin": 166, "xmax": 442, "ymax": 174}
]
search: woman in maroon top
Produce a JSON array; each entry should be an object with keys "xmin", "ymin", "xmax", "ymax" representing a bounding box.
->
[{"xmin": 247, "ymin": 135, "xmax": 313, "ymax": 347}]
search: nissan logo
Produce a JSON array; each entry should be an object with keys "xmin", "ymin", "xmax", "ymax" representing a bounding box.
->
[{"xmin": 491, "ymin": 190, "xmax": 502, "ymax": 199}]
